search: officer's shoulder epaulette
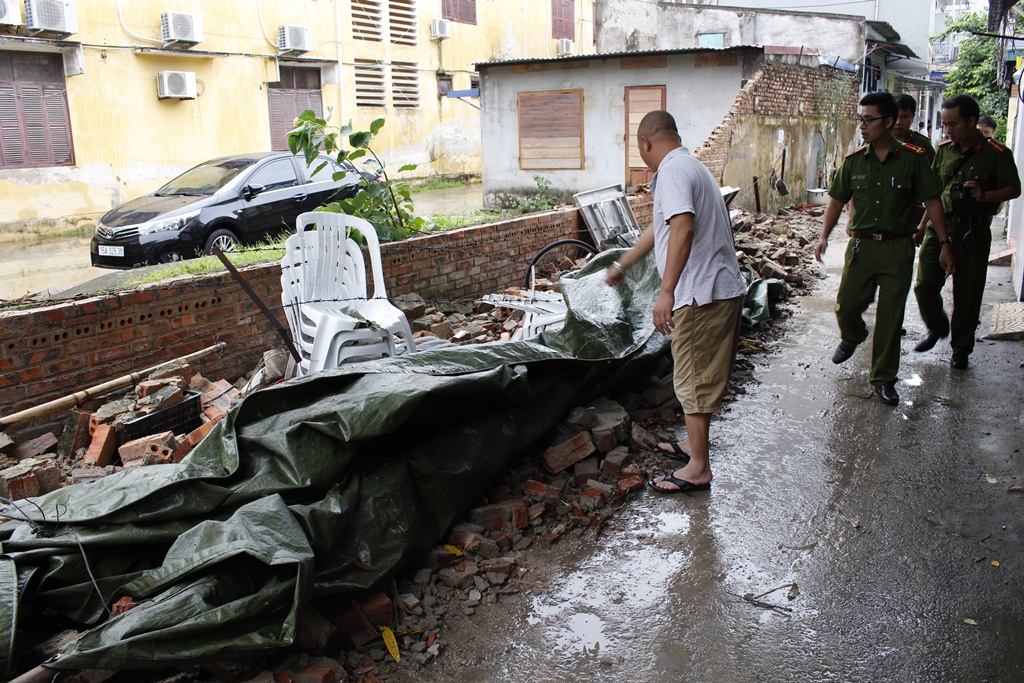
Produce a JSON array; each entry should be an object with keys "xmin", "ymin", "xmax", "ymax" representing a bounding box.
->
[
  {"xmin": 938, "ymin": 139, "xmax": 954, "ymax": 147},
  {"xmin": 903, "ymin": 143, "xmax": 927, "ymax": 155},
  {"xmin": 845, "ymin": 146, "xmax": 865, "ymax": 158},
  {"xmin": 986, "ymin": 138, "xmax": 1008, "ymax": 153}
]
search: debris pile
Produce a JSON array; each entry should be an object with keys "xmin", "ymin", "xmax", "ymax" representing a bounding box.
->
[{"xmin": 732, "ymin": 204, "xmax": 826, "ymax": 292}]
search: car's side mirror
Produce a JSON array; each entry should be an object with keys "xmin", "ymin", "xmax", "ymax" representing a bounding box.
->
[{"xmin": 243, "ymin": 184, "xmax": 266, "ymax": 200}]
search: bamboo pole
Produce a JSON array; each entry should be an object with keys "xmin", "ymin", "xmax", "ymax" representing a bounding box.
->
[
  {"xmin": 5, "ymin": 664, "xmax": 55, "ymax": 683},
  {"xmin": 0, "ymin": 342, "xmax": 227, "ymax": 430}
]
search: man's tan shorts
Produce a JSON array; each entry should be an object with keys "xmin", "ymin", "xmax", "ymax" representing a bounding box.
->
[{"xmin": 671, "ymin": 295, "xmax": 743, "ymax": 414}]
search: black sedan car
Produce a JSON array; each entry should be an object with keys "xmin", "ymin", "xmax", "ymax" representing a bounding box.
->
[{"xmin": 91, "ymin": 152, "xmax": 367, "ymax": 269}]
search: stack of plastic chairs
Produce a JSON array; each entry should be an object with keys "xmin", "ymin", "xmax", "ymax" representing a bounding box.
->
[{"xmin": 280, "ymin": 212, "xmax": 416, "ymax": 376}]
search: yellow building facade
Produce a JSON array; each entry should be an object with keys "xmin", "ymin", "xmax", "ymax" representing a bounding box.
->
[{"xmin": 0, "ymin": 0, "xmax": 595, "ymax": 236}]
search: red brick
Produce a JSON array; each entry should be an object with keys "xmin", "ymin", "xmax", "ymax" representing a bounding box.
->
[
  {"xmin": 329, "ymin": 593, "xmax": 393, "ymax": 637},
  {"xmin": 542, "ymin": 431, "xmax": 596, "ymax": 473},
  {"xmin": 13, "ymin": 432, "xmax": 58, "ymax": 459},
  {"xmin": 616, "ymin": 474, "xmax": 646, "ymax": 494},
  {"xmin": 298, "ymin": 666, "xmax": 334, "ymax": 683},
  {"xmin": 469, "ymin": 500, "xmax": 530, "ymax": 530},
  {"xmin": 118, "ymin": 431, "xmax": 176, "ymax": 464},
  {"xmin": 6, "ymin": 472, "xmax": 39, "ymax": 500},
  {"xmin": 82, "ymin": 424, "xmax": 117, "ymax": 468}
]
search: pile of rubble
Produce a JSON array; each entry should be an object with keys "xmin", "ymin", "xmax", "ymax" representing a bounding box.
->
[
  {"xmin": 0, "ymin": 362, "xmax": 249, "ymax": 500},
  {"xmin": 0, "ymin": 206, "xmax": 827, "ymax": 682}
]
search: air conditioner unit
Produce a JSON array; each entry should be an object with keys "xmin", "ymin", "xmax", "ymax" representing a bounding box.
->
[
  {"xmin": 157, "ymin": 70, "xmax": 197, "ymax": 99},
  {"xmin": 25, "ymin": 0, "xmax": 78, "ymax": 35},
  {"xmin": 0, "ymin": 0, "xmax": 23, "ymax": 25},
  {"xmin": 161, "ymin": 11, "xmax": 203, "ymax": 45},
  {"xmin": 430, "ymin": 18, "xmax": 450, "ymax": 40},
  {"xmin": 557, "ymin": 38, "xmax": 573, "ymax": 56},
  {"xmin": 278, "ymin": 25, "xmax": 311, "ymax": 53}
]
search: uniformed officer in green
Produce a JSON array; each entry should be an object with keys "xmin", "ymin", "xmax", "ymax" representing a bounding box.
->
[
  {"xmin": 815, "ymin": 92, "xmax": 953, "ymax": 406},
  {"xmin": 913, "ymin": 94, "xmax": 1022, "ymax": 369},
  {"xmin": 893, "ymin": 93, "xmax": 936, "ymax": 164}
]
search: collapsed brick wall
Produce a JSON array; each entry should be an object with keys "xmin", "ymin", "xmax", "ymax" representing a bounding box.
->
[
  {"xmin": 695, "ymin": 61, "xmax": 858, "ymax": 182},
  {"xmin": 0, "ymin": 197, "xmax": 653, "ymax": 421}
]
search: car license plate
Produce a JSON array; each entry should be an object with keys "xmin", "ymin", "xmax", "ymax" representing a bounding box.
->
[{"xmin": 99, "ymin": 245, "xmax": 124, "ymax": 257}]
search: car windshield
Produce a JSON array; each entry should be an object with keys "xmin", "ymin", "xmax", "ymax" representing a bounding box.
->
[{"xmin": 154, "ymin": 158, "xmax": 256, "ymax": 196}]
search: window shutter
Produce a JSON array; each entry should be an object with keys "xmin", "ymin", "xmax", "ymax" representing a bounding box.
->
[
  {"xmin": 44, "ymin": 84, "xmax": 72, "ymax": 164},
  {"xmin": 20, "ymin": 85, "xmax": 50, "ymax": 166},
  {"xmin": 518, "ymin": 90, "xmax": 583, "ymax": 170},
  {"xmin": 552, "ymin": 0, "xmax": 573, "ymax": 40},
  {"xmin": 0, "ymin": 83, "xmax": 23, "ymax": 166},
  {"xmin": 460, "ymin": 0, "xmax": 476, "ymax": 24},
  {"xmin": 269, "ymin": 88, "xmax": 287, "ymax": 151}
]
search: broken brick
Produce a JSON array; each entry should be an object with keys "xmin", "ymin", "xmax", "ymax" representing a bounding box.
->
[
  {"xmin": 523, "ymin": 479, "xmax": 561, "ymax": 504},
  {"xmin": 437, "ymin": 561, "xmax": 479, "ymax": 589},
  {"xmin": 118, "ymin": 431, "xmax": 176, "ymax": 464},
  {"xmin": 542, "ymin": 431, "xmax": 595, "ymax": 473},
  {"xmin": 528, "ymin": 502, "xmax": 546, "ymax": 521},
  {"xmin": 137, "ymin": 386, "xmax": 183, "ymax": 414},
  {"xmin": 34, "ymin": 464, "xmax": 62, "ymax": 494},
  {"xmin": 469, "ymin": 500, "xmax": 530, "ymax": 530},
  {"xmin": 602, "ymin": 447, "xmax": 630, "ymax": 474},
  {"xmin": 616, "ymin": 474, "xmax": 646, "ymax": 494},
  {"xmin": 13, "ymin": 432, "xmax": 57, "ymax": 460},
  {"xmin": 82, "ymin": 424, "xmax": 117, "ymax": 468},
  {"xmin": 0, "ymin": 466, "xmax": 39, "ymax": 501},
  {"xmin": 0, "ymin": 432, "xmax": 13, "ymax": 455},
  {"xmin": 329, "ymin": 593, "xmax": 393, "ymax": 637},
  {"xmin": 111, "ymin": 596, "xmax": 136, "ymax": 617}
]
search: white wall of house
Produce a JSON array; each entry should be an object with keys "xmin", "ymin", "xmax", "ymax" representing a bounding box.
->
[
  {"xmin": 596, "ymin": 1, "xmax": 866, "ymax": 62},
  {"xmin": 478, "ymin": 50, "xmax": 757, "ymax": 205}
]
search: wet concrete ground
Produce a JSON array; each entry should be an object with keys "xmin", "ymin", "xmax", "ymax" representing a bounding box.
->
[{"xmin": 435, "ymin": 232, "xmax": 1024, "ymax": 682}]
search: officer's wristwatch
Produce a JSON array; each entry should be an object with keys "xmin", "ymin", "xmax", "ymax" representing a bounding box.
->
[{"xmin": 939, "ymin": 238, "xmax": 952, "ymax": 245}]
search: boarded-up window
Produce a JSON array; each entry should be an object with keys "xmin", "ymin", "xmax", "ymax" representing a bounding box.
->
[
  {"xmin": 268, "ymin": 66, "xmax": 323, "ymax": 151},
  {"xmin": 0, "ymin": 51, "xmax": 74, "ymax": 169},
  {"xmin": 352, "ymin": 0, "xmax": 383, "ymax": 41},
  {"xmin": 355, "ymin": 59, "xmax": 386, "ymax": 107},
  {"xmin": 389, "ymin": 0, "xmax": 417, "ymax": 45},
  {"xmin": 442, "ymin": 0, "xmax": 476, "ymax": 25},
  {"xmin": 392, "ymin": 61, "xmax": 419, "ymax": 108},
  {"xmin": 552, "ymin": 0, "xmax": 574, "ymax": 40},
  {"xmin": 518, "ymin": 90, "xmax": 583, "ymax": 171}
]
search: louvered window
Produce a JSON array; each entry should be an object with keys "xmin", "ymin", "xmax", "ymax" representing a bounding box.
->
[
  {"xmin": 0, "ymin": 51, "xmax": 74, "ymax": 169},
  {"xmin": 442, "ymin": 0, "xmax": 476, "ymax": 25},
  {"xmin": 268, "ymin": 67, "xmax": 323, "ymax": 151},
  {"xmin": 389, "ymin": 0, "xmax": 417, "ymax": 46},
  {"xmin": 391, "ymin": 62, "xmax": 419, "ymax": 108},
  {"xmin": 551, "ymin": 0, "xmax": 574, "ymax": 40},
  {"xmin": 352, "ymin": 0, "xmax": 383, "ymax": 41},
  {"xmin": 354, "ymin": 59, "xmax": 386, "ymax": 107}
]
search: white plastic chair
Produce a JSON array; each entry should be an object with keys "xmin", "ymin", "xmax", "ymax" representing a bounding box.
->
[{"xmin": 280, "ymin": 212, "xmax": 414, "ymax": 375}]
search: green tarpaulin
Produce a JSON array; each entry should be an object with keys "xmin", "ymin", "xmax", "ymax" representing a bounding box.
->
[{"xmin": 0, "ymin": 251, "xmax": 783, "ymax": 675}]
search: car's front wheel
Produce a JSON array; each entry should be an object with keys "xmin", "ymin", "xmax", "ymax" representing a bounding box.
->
[{"xmin": 204, "ymin": 229, "xmax": 239, "ymax": 255}]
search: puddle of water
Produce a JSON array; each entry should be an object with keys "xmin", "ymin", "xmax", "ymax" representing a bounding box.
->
[{"xmin": 0, "ymin": 236, "xmax": 106, "ymax": 300}]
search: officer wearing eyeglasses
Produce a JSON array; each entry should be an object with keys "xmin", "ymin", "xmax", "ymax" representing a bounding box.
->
[
  {"xmin": 912, "ymin": 94, "xmax": 1021, "ymax": 370},
  {"xmin": 814, "ymin": 92, "xmax": 953, "ymax": 406}
]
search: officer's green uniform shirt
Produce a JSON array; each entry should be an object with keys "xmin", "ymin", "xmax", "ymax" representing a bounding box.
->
[
  {"xmin": 828, "ymin": 138, "xmax": 943, "ymax": 234},
  {"xmin": 904, "ymin": 129, "xmax": 936, "ymax": 164},
  {"xmin": 933, "ymin": 135, "xmax": 1020, "ymax": 217}
]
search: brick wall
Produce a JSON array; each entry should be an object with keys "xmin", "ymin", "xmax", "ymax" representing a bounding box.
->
[
  {"xmin": 0, "ymin": 196, "xmax": 653, "ymax": 420},
  {"xmin": 695, "ymin": 61, "xmax": 858, "ymax": 182}
]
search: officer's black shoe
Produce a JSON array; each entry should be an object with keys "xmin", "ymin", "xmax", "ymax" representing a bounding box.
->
[
  {"xmin": 914, "ymin": 330, "xmax": 946, "ymax": 353},
  {"xmin": 950, "ymin": 351, "xmax": 970, "ymax": 370},
  {"xmin": 875, "ymin": 382, "xmax": 899, "ymax": 406},
  {"xmin": 832, "ymin": 341, "xmax": 856, "ymax": 364}
]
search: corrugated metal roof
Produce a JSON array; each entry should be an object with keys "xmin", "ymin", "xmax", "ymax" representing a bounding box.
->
[{"xmin": 474, "ymin": 45, "xmax": 764, "ymax": 69}]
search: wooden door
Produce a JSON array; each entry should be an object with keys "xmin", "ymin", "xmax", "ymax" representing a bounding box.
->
[{"xmin": 624, "ymin": 86, "xmax": 665, "ymax": 188}]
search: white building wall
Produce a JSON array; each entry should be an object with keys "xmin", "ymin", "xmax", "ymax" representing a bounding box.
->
[
  {"xmin": 479, "ymin": 53, "xmax": 752, "ymax": 204},
  {"xmin": 597, "ymin": 1, "xmax": 865, "ymax": 62}
]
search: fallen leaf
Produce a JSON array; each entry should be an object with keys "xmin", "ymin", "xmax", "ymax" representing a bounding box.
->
[
  {"xmin": 991, "ymin": 560, "xmax": 1001, "ymax": 567},
  {"xmin": 964, "ymin": 618, "xmax": 978, "ymax": 626},
  {"xmin": 444, "ymin": 544, "xmax": 464, "ymax": 557},
  {"xmin": 787, "ymin": 584, "xmax": 800, "ymax": 601},
  {"xmin": 985, "ymin": 475, "xmax": 999, "ymax": 484},
  {"xmin": 1007, "ymin": 484, "xmax": 1023, "ymax": 493},
  {"xmin": 380, "ymin": 625, "xmax": 401, "ymax": 662}
]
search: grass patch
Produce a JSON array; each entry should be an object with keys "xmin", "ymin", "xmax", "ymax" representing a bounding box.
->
[
  {"xmin": 426, "ymin": 210, "xmax": 504, "ymax": 231},
  {"xmin": 412, "ymin": 177, "xmax": 471, "ymax": 193},
  {"xmin": 119, "ymin": 237, "xmax": 288, "ymax": 287}
]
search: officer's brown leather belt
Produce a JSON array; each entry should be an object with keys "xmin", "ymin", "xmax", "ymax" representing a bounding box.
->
[{"xmin": 852, "ymin": 232, "xmax": 913, "ymax": 241}]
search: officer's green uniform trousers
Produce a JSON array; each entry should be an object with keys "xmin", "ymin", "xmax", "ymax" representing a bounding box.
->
[
  {"xmin": 836, "ymin": 236, "xmax": 916, "ymax": 385},
  {"xmin": 915, "ymin": 216, "xmax": 992, "ymax": 354}
]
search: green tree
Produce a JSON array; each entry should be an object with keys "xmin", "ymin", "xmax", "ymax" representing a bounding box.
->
[
  {"xmin": 937, "ymin": 12, "xmax": 1008, "ymax": 136},
  {"xmin": 289, "ymin": 111, "xmax": 426, "ymax": 241}
]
